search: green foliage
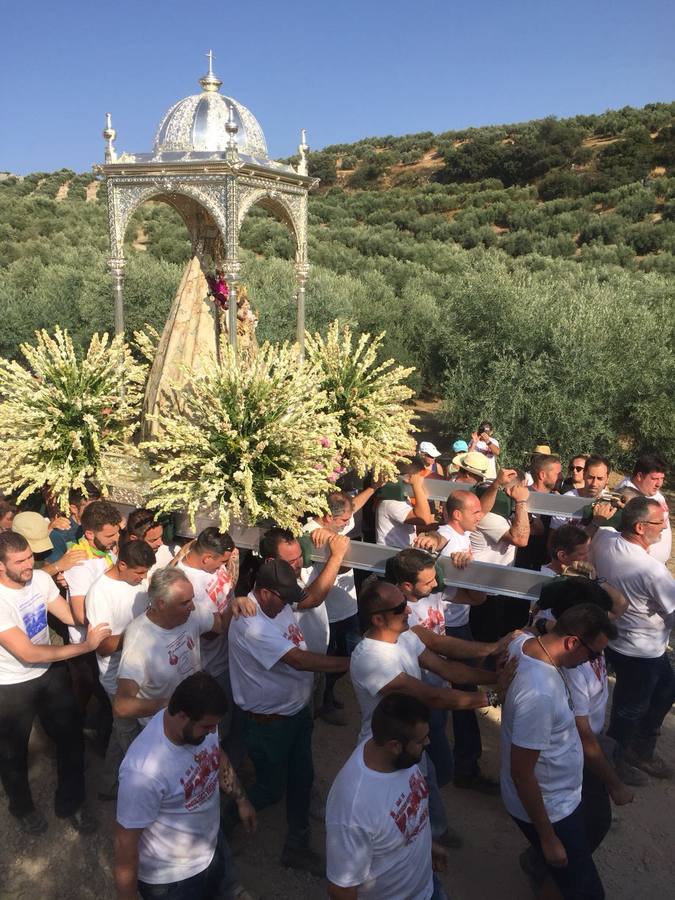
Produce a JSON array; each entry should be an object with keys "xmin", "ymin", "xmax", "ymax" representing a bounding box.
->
[{"xmin": 0, "ymin": 99, "xmax": 673, "ymax": 469}]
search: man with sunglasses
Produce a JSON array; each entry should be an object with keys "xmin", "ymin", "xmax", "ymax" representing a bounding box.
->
[
  {"xmin": 228, "ymin": 559, "xmax": 350, "ymax": 877},
  {"xmin": 350, "ymin": 577, "xmax": 508, "ymax": 850},
  {"xmin": 591, "ymin": 496, "xmax": 675, "ymax": 781},
  {"xmin": 502, "ymin": 603, "xmax": 616, "ymax": 900}
]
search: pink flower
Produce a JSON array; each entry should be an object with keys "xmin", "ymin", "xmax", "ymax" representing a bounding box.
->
[{"xmin": 320, "ymin": 437, "xmax": 331, "ymax": 448}]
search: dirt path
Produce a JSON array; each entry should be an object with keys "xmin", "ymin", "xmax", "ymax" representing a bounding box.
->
[{"xmin": 1, "ymin": 671, "xmax": 673, "ymax": 900}]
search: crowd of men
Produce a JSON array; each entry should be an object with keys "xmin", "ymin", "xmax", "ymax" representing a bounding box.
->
[{"xmin": 0, "ymin": 438, "xmax": 672, "ymax": 900}]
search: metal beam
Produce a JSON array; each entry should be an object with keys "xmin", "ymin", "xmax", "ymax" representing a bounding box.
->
[
  {"xmin": 402, "ymin": 479, "xmax": 589, "ymax": 518},
  {"xmin": 160, "ymin": 511, "xmax": 552, "ymax": 601}
]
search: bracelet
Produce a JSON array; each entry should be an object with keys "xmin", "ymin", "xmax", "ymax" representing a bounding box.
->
[
  {"xmin": 485, "ymin": 689, "xmax": 501, "ymax": 708},
  {"xmin": 515, "ymin": 500, "xmax": 527, "ymax": 505}
]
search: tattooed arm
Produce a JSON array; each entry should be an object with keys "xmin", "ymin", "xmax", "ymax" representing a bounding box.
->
[{"xmin": 219, "ymin": 749, "xmax": 257, "ymax": 833}]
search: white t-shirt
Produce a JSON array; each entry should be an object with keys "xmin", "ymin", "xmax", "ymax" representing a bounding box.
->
[
  {"xmin": 470, "ymin": 512, "xmax": 516, "ymax": 567},
  {"xmin": 228, "ymin": 593, "xmax": 313, "ymax": 716},
  {"xmin": 293, "ymin": 573, "xmax": 330, "ymax": 654},
  {"xmin": 500, "ymin": 637, "xmax": 583, "ymax": 824},
  {"xmin": 618, "ymin": 479, "xmax": 672, "ymax": 565},
  {"xmin": 302, "ymin": 518, "xmax": 357, "ymax": 624},
  {"xmin": 475, "ymin": 437, "xmax": 499, "ymax": 480},
  {"xmin": 326, "ymin": 743, "xmax": 433, "ymax": 900},
  {"xmin": 176, "ymin": 561, "xmax": 233, "ymax": 678},
  {"xmin": 592, "ymin": 530, "xmax": 675, "ymax": 658},
  {"xmin": 438, "ymin": 525, "xmax": 471, "ymax": 627},
  {"xmin": 407, "ymin": 594, "xmax": 449, "ymax": 688},
  {"xmin": 117, "ymin": 709, "xmax": 220, "ymax": 885},
  {"xmin": 64, "ymin": 556, "xmax": 110, "ymax": 644},
  {"xmin": 85, "ymin": 573, "xmax": 149, "ymax": 696},
  {"xmin": 0, "ymin": 570, "xmax": 60, "ymax": 684},
  {"xmin": 376, "ymin": 499, "xmax": 414, "ymax": 549},
  {"xmin": 566, "ymin": 656, "xmax": 609, "ymax": 736},
  {"xmin": 350, "ymin": 630, "xmax": 425, "ymax": 743},
  {"xmin": 117, "ymin": 606, "xmax": 214, "ymax": 725}
]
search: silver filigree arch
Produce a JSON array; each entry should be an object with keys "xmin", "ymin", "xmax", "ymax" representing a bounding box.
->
[{"xmin": 100, "ymin": 164, "xmax": 316, "ymax": 356}]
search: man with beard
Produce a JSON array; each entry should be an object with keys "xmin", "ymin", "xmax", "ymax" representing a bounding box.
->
[
  {"xmin": 62, "ymin": 500, "xmax": 122, "ymax": 733},
  {"xmin": 0, "ymin": 532, "xmax": 110, "ymax": 835},
  {"xmin": 114, "ymin": 672, "xmax": 256, "ymax": 900},
  {"xmin": 326, "ymin": 693, "xmax": 448, "ymax": 900}
]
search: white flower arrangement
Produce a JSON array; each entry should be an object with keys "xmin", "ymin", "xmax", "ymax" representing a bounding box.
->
[
  {"xmin": 0, "ymin": 327, "xmax": 146, "ymax": 509},
  {"xmin": 143, "ymin": 337, "xmax": 341, "ymax": 533},
  {"xmin": 304, "ymin": 320, "xmax": 417, "ymax": 481}
]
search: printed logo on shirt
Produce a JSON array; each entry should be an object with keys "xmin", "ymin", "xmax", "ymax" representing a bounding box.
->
[
  {"xmin": 207, "ymin": 566, "xmax": 233, "ymax": 613},
  {"xmin": 590, "ymin": 655, "xmax": 606, "ymax": 684},
  {"xmin": 390, "ymin": 770, "xmax": 430, "ymax": 844},
  {"xmin": 284, "ymin": 622, "xmax": 304, "ymax": 647},
  {"xmin": 166, "ymin": 630, "xmax": 199, "ymax": 677},
  {"xmin": 418, "ymin": 607, "xmax": 445, "ymax": 635},
  {"xmin": 181, "ymin": 744, "xmax": 220, "ymax": 810},
  {"xmin": 21, "ymin": 601, "xmax": 48, "ymax": 641}
]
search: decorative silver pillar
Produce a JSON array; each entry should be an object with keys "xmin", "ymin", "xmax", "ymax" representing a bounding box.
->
[
  {"xmin": 109, "ymin": 257, "xmax": 126, "ymax": 335},
  {"xmin": 294, "ymin": 262, "xmax": 309, "ymax": 358},
  {"xmin": 223, "ymin": 259, "xmax": 241, "ymax": 356}
]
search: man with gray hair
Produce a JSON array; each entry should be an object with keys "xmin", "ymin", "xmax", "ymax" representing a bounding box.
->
[
  {"xmin": 112, "ymin": 568, "xmax": 223, "ymax": 738},
  {"xmin": 591, "ymin": 496, "xmax": 675, "ymax": 781}
]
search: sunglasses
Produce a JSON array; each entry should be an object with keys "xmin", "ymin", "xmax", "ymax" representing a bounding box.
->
[
  {"xmin": 380, "ymin": 600, "xmax": 408, "ymax": 616},
  {"xmin": 568, "ymin": 633, "xmax": 601, "ymax": 661},
  {"xmin": 571, "ymin": 465, "xmax": 585, "ymax": 472}
]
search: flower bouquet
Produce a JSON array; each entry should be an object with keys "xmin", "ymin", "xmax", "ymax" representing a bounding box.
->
[
  {"xmin": 0, "ymin": 327, "xmax": 146, "ymax": 510},
  {"xmin": 304, "ymin": 320, "xmax": 417, "ymax": 482}
]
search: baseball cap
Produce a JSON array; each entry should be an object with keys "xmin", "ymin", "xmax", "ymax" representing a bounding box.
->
[
  {"xmin": 255, "ymin": 559, "xmax": 304, "ymax": 605},
  {"xmin": 452, "ymin": 439, "xmax": 469, "ymax": 453},
  {"xmin": 419, "ymin": 441, "xmax": 441, "ymax": 458},
  {"xmin": 451, "ymin": 451, "xmax": 489, "ymax": 480},
  {"xmin": 12, "ymin": 512, "xmax": 53, "ymax": 554}
]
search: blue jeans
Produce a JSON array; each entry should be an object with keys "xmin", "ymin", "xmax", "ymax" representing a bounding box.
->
[
  {"xmin": 444, "ymin": 624, "xmax": 482, "ymax": 779},
  {"xmin": 605, "ymin": 647, "xmax": 675, "ymax": 758},
  {"xmin": 138, "ymin": 826, "xmax": 235, "ymax": 899},
  {"xmin": 512, "ymin": 803, "xmax": 604, "ymax": 900}
]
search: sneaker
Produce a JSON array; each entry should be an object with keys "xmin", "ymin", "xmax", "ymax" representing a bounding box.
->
[
  {"xmin": 68, "ymin": 806, "xmax": 98, "ymax": 835},
  {"xmin": 453, "ymin": 772, "xmax": 501, "ymax": 796},
  {"xmin": 318, "ymin": 705, "xmax": 347, "ymax": 727},
  {"xmin": 436, "ymin": 826, "xmax": 463, "ymax": 849},
  {"xmin": 626, "ymin": 751, "xmax": 673, "ymax": 780},
  {"xmin": 280, "ymin": 846, "xmax": 325, "ymax": 878},
  {"xmin": 614, "ymin": 756, "xmax": 649, "ymax": 787},
  {"xmin": 17, "ymin": 810, "xmax": 48, "ymax": 836}
]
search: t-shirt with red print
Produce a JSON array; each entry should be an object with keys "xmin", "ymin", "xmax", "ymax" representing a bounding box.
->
[
  {"xmin": 228, "ymin": 592, "xmax": 313, "ymax": 716},
  {"xmin": 117, "ymin": 605, "xmax": 215, "ymax": 726},
  {"xmin": 177, "ymin": 561, "xmax": 233, "ymax": 678},
  {"xmin": 326, "ymin": 742, "xmax": 433, "ymax": 900},
  {"xmin": 117, "ymin": 709, "xmax": 221, "ymax": 885}
]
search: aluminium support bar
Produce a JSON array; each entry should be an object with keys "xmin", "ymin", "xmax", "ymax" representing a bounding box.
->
[{"xmin": 402, "ymin": 479, "xmax": 591, "ymax": 518}]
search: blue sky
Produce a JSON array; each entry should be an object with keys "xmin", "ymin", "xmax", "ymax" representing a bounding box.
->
[{"xmin": 1, "ymin": 0, "xmax": 673, "ymax": 174}]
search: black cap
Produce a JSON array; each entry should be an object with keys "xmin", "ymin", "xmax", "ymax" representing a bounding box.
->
[{"xmin": 255, "ymin": 559, "xmax": 303, "ymax": 605}]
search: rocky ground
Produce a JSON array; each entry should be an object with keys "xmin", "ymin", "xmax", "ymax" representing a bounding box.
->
[{"xmin": 0, "ymin": 668, "xmax": 673, "ymax": 900}]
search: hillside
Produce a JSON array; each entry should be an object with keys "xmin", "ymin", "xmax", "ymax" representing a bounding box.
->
[{"xmin": 0, "ymin": 101, "xmax": 673, "ymax": 468}]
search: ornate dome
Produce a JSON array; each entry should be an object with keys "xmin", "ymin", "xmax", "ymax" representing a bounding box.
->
[{"xmin": 152, "ymin": 58, "xmax": 268, "ymax": 161}]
